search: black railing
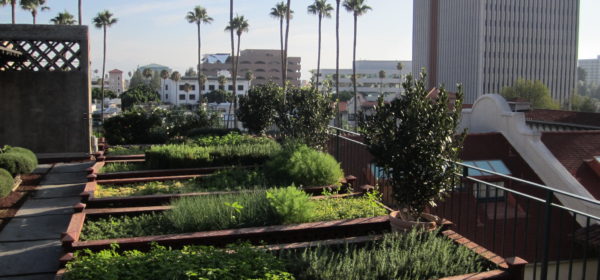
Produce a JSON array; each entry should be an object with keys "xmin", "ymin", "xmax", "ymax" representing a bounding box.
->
[{"xmin": 327, "ymin": 126, "xmax": 600, "ymax": 280}]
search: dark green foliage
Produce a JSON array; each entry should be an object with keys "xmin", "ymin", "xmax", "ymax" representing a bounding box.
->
[
  {"xmin": 106, "ymin": 145, "xmax": 150, "ymax": 156},
  {"xmin": 189, "ymin": 133, "xmax": 276, "ymax": 147},
  {"xmin": 360, "ymin": 71, "xmax": 465, "ymax": 216},
  {"xmin": 120, "ymin": 85, "xmax": 160, "ymax": 110},
  {"xmin": 164, "ymin": 108, "xmax": 220, "ymax": 138},
  {"xmin": 92, "ymin": 88, "xmax": 117, "ymax": 100},
  {"xmin": 500, "ymin": 78, "xmax": 559, "ymax": 109},
  {"xmin": 280, "ymin": 230, "xmax": 494, "ymax": 280},
  {"xmin": 330, "ymin": 90, "xmax": 354, "ymax": 102},
  {"xmin": 64, "ymin": 244, "xmax": 293, "ymax": 280},
  {"xmin": 205, "ymin": 89, "xmax": 233, "ymax": 104},
  {"xmin": 145, "ymin": 141, "xmax": 281, "ymax": 169},
  {"xmin": 0, "ymin": 168, "xmax": 14, "ymax": 198},
  {"xmin": 275, "ymin": 86, "xmax": 335, "ymax": 150},
  {"xmin": 0, "ymin": 146, "xmax": 37, "ymax": 176},
  {"xmin": 237, "ymin": 82, "xmax": 283, "ymax": 135},
  {"xmin": 100, "ymin": 162, "xmax": 146, "ymax": 173},
  {"xmin": 80, "ymin": 214, "xmax": 175, "ymax": 241},
  {"xmin": 103, "ymin": 108, "xmax": 168, "ymax": 145},
  {"xmin": 184, "ymin": 127, "xmax": 241, "ymax": 138},
  {"xmin": 265, "ymin": 145, "xmax": 343, "ymax": 187},
  {"xmin": 267, "ymin": 186, "xmax": 315, "ymax": 224}
]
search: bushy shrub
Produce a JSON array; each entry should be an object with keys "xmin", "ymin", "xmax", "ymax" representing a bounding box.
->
[
  {"xmin": 265, "ymin": 145, "xmax": 343, "ymax": 187},
  {"xmin": 190, "ymin": 133, "xmax": 276, "ymax": 147},
  {"xmin": 120, "ymin": 84, "xmax": 160, "ymax": 110},
  {"xmin": 281, "ymin": 230, "xmax": 494, "ymax": 280},
  {"xmin": 185, "ymin": 128, "xmax": 241, "ymax": 138},
  {"xmin": 64, "ymin": 244, "xmax": 293, "ymax": 280},
  {"xmin": 103, "ymin": 108, "xmax": 168, "ymax": 145},
  {"xmin": 0, "ymin": 146, "xmax": 37, "ymax": 176},
  {"xmin": 106, "ymin": 145, "xmax": 150, "ymax": 156},
  {"xmin": 237, "ymin": 82, "xmax": 283, "ymax": 135},
  {"xmin": 0, "ymin": 168, "xmax": 14, "ymax": 198},
  {"xmin": 145, "ymin": 145, "xmax": 210, "ymax": 169},
  {"xmin": 167, "ymin": 191, "xmax": 281, "ymax": 233},
  {"xmin": 266, "ymin": 186, "xmax": 315, "ymax": 224},
  {"xmin": 80, "ymin": 213, "xmax": 175, "ymax": 241},
  {"xmin": 164, "ymin": 108, "xmax": 220, "ymax": 138}
]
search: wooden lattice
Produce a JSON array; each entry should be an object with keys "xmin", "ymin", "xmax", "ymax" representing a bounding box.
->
[{"xmin": 0, "ymin": 40, "xmax": 81, "ymax": 72}]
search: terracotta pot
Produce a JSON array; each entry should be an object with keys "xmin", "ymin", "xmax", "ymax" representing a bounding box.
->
[{"xmin": 389, "ymin": 210, "xmax": 441, "ymax": 232}]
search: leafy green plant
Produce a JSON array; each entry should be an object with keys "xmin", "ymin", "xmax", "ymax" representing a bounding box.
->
[
  {"xmin": 106, "ymin": 145, "xmax": 150, "ymax": 155},
  {"xmin": 103, "ymin": 108, "xmax": 168, "ymax": 145},
  {"xmin": 360, "ymin": 71, "xmax": 465, "ymax": 217},
  {"xmin": 267, "ymin": 186, "xmax": 315, "ymax": 224},
  {"xmin": 120, "ymin": 84, "xmax": 160, "ymax": 110},
  {"xmin": 281, "ymin": 230, "xmax": 494, "ymax": 280},
  {"xmin": 265, "ymin": 145, "xmax": 343, "ymax": 187},
  {"xmin": 0, "ymin": 146, "xmax": 37, "ymax": 176},
  {"xmin": 0, "ymin": 168, "xmax": 14, "ymax": 198},
  {"xmin": 64, "ymin": 243, "xmax": 293, "ymax": 280},
  {"xmin": 189, "ymin": 133, "xmax": 276, "ymax": 147},
  {"xmin": 237, "ymin": 82, "xmax": 284, "ymax": 135},
  {"xmin": 100, "ymin": 162, "xmax": 146, "ymax": 173},
  {"xmin": 80, "ymin": 214, "xmax": 176, "ymax": 241},
  {"xmin": 310, "ymin": 196, "xmax": 386, "ymax": 222}
]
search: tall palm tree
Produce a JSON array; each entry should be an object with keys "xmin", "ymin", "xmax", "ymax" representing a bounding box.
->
[
  {"xmin": 217, "ymin": 75, "xmax": 227, "ymax": 90},
  {"xmin": 343, "ymin": 0, "xmax": 371, "ymax": 130},
  {"xmin": 226, "ymin": 15, "xmax": 249, "ymax": 129},
  {"xmin": 0, "ymin": 0, "xmax": 16, "ymax": 23},
  {"xmin": 270, "ymin": 2, "xmax": 293, "ymax": 86},
  {"xmin": 171, "ymin": 71, "xmax": 181, "ymax": 106},
  {"xmin": 228, "ymin": 0, "xmax": 234, "ymax": 128},
  {"xmin": 186, "ymin": 6, "xmax": 213, "ymax": 106},
  {"xmin": 334, "ymin": 0, "xmax": 341, "ymax": 126},
  {"xmin": 93, "ymin": 10, "xmax": 118, "ymax": 124},
  {"xmin": 50, "ymin": 11, "xmax": 76, "ymax": 25},
  {"xmin": 21, "ymin": 0, "xmax": 50, "ymax": 24},
  {"xmin": 199, "ymin": 73, "xmax": 207, "ymax": 104},
  {"xmin": 142, "ymin": 68, "xmax": 153, "ymax": 84},
  {"xmin": 396, "ymin": 62, "xmax": 403, "ymax": 84},
  {"xmin": 283, "ymin": 0, "xmax": 292, "ymax": 91},
  {"xmin": 378, "ymin": 70, "xmax": 386, "ymax": 95},
  {"xmin": 160, "ymin": 69, "xmax": 170, "ymax": 101},
  {"xmin": 308, "ymin": 0, "xmax": 333, "ymax": 91},
  {"xmin": 78, "ymin": 0, "xmax": 82, "ymax": 25}
]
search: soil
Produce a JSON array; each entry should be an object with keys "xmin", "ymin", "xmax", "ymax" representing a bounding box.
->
[{"xmin": 0, "ymin": 173, "xmax": 46, "ymax": 231}]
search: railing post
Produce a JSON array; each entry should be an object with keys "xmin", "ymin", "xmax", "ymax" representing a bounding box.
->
[{"xmin": 540, "ymin": 190, "xmax": 553, "ymax": 280}]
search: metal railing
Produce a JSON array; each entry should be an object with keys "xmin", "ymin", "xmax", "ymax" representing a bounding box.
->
[{"xmin": 327, "ymin": 126, "xmax": 600, "ymax": 280}]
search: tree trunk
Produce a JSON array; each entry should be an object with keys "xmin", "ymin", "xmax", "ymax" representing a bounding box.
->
[
  {"xmin": 352, "ymin": 14, "xmax": 358, "ymax": 130},
  {"xmin": 283, "ymin": 0, "xmax": 291, "ymax": 91},
  {"xmin": 335, "ymin": 0, "xmax": 340, "ymax": 127},
  {"xmin": 197, "ymin": 22, "xmax": 203, "ymax": 106},
  {"xmin": 279, "ymin": 18, "xmax": 284, "ymax": 86},
  {"xmin": 316, "ymin": 14, "xmax": 322, "ymax": 91},
  {"xmin": 228, "ymin": 0, "xmax": 234, "ymax": 128},
  {"xmin": 11, "ymin": 0, "xmax": 15, "ymax": 24},
  {"xmin": 78, "ymin": 0, "xmax": 82, "ymax": 25},
  {"xmin": 32, "ymin": 11, "xmax": 36, "ymax": 24},
  {"xmin": 100, "ymin": 27, "xmax": 107, "ymax": 124},
  {"xmin": 233, "ymin": 33, "xmax": 242, "ymax": 129}
]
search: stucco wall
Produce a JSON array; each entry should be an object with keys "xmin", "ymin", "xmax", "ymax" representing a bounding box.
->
[{"xmin": 0, "ymin": 25, "xmax": 91, "ymax": 154}]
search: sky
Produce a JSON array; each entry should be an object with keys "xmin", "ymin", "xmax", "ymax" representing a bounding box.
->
[{"xmin": 2, "ymin": 0, "xmax": 599, "ymax": 81}]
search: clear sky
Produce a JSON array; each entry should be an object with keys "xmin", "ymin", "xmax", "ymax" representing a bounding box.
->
[{"xmin": 2, "ymin": 0, "xmax": 599, "ymax": 80}]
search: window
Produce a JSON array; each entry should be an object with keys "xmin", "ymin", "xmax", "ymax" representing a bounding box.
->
[
  {"xmin": 179, "ymin": 94, "xmax": 185, "ymax": 100},
  {"xmin": 473, "ymin": 181, "xmax": 505, "ymax": 201},
  {"xmin": 191, "ymin": 85, "xmax": 196, "ymax": 90},
  {"xmin": 228, "ymin": 85, "xmax": 234, "ymax": 90},
  {"xmin": 165, "ymin": 94, "xmax": 168, "ymax": 99},
  {"xmin": 189, "ymin": 94, "xmax": 196, "ymax": 100},
  {"xmin": 219, "ymin": 85, "xmax": 224, "ymax": 90},
  {"xmin": 238, "ymin": 85, "xmax": 244, "ymax": 91},
  {"xmin": 209, "ymin": 85, "xmax": 215, "ymax": 91},
  {"xmin": 165, "ymin": 85, "xmax": 169, "ymax": 90},
  {"xmin": 179, "ymin": 85, "xmax": 185, "ymax": 90}
]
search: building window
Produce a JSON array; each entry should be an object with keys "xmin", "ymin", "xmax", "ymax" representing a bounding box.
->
[
  {"xmin": 238, "ymin": 85, "xmax": 244, "ymax": 91},
  {"xmin": 165, "ymin": 85, "xmax": 168, "ymax": 90},
  {"xmin": 165, "ymin": 94, "xmax": 168, "ymax": 99},
  {"xmin": 473, "ymin": 181, "xmax": 505, "ymax": 201},
  {"xmin": 179, "ymin": 85, "xmax": 185, "ymax": 90},
  {"xmin": 228, "ymin": 85, "xmax": 234, "ymax": 90},
  {"xmin": 189, "ymin": 94, "xmax": 196, "ymax": 100},
  {"xmin": 191, "ymin": 85, "xmax": 196, "ymax": 90},
  {"xmin": 219, "ymin": 85, "xmax": 224, "ymax": 90},
  {"xmin": 209, "ymin": 85, "xmax": 215, "ymax": 91},
  {"xmin": 179, "ymin": 94, "xmax": 185, "ymax": 100}
]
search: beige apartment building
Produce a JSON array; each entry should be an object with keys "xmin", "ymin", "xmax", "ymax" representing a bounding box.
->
[{"xmin": 200, "ymin": 49, "xmax": 301, "ymax": 87}]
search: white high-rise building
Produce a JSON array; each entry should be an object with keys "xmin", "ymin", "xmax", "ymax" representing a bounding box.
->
[
  {"xmin": 578, "ymin": 56, "xmax": 600, "ymax": 86},
  {"xmin": 412, "ymin": 0, "xmax": 579, "ymax": 104}
]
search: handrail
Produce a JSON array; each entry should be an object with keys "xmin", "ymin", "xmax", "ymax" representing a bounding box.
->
[{"xmin": 328, "ymin": 125, "xmax": 361, "ymax": 136}]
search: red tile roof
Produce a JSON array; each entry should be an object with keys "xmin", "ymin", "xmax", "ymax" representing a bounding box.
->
[
  {"xmin": 525, "ymin": 109, "xmax": 600, "ymax": 128},
  {"xmin": 541, "ymin": 131, "xmax": 600, "ymax": 199},
  {"xmin": 109, "ymin": 69, "xmax": 123, "ymax": 74}
]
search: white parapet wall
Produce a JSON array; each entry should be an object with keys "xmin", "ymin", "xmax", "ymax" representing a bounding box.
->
[{"xmin": 459, "ymin": 94, "xmax": 599, "ymax": 225}]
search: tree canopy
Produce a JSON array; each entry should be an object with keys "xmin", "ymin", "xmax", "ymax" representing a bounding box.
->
[
  {"xmin": 120, "ymin": 85, "xmax": 160, "ymax": 110},
  {"xmin": 500, "ymin": 79, "xmax": 559, "ymax": 109}
]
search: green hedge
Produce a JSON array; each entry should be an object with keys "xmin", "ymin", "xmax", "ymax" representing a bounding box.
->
[
  {"xmin": 0, "ymin": 168, "xmax": 14, "ymax": 198},
  {"xmin": 145, "ymin": 142, "xmax": 281, "ymax": 169},
  {"xmin": 265, "ymin": 145, "xmax": 343, "ymax": 187},
  {"xmin": 0, "ymin": 146, "xmax": 37, "ymax": 176}
]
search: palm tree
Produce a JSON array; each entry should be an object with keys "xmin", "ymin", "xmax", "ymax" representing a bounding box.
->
[
  {"xmin": 93, "ymin": 10, "xmax": 118, "ymax": 124},
  {"xmin": 142, "ymin": 68, "xmax": 153, "ymax": 84},
  {"xmin": 245, "ymin": 71, "xmax": 254, "ymax": 88},
  {"xmin": 199, "ymin": 73, "xmax": 207, "ymax": 103},
  {"xmin": 283, "ymin": 0, "xmax": 292, "ymax": 91},
  {"xmin": 50, "ymin": 11, "xmax": 76, "ymax": 25},
  {"xmin": 334, "ymin": 0, "xmax": 341, "ymax": 126},
  {"xmin": 270, "ymin": 2, "xmax": 293, "ymax": 86},
  {"xmin": 20, "ymin": 0, "xmax": 50, "ymax": 24},
  {"xmin": 78, "ymin": 0, "xmax": 82, "ymax": 25},
  {"xmin": 226, "ymin": 15, "xmax": 249, "ymax": 129},
  {"xmin": 343, "ymin": 0, "xmax": 371, "ymax": 130},
  {"xmin": 160, "ymin": 69, "xmax": 170, "ymax": 101},
  {"xmin": 217, "ymin": 75, "xmax": 227, "ymax": 90},
  {"xmin": 171, "ymin": 71, "xmax": 181, "ymax": 106},
  {"xmin": 378, "ymin": 70, "xmax": 386, "ymax": 95},
  {"xmin": 228, "ymin": 0, "xmax": 234, "ymax": 127},
  {"xmin": 186, "ymin": 6, "xmax": 213, "ymax": 106},
  {"xmin": 308, "ymin": 0, "xmax": 333, "ymax": 91},
  {"xmin": 0, "ymin": 0, "xmax": 16, "ymax": 23},
  {"xmin": 396, "ymin": 62, "xmax": 403, "ymax": 84}
]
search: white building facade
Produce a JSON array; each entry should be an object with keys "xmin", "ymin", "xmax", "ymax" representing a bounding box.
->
[
  {"xmin": 107, "ymin": 69, "xmax": 125, "ymax": 95},
  {"xmin": 160, "ymin": 71, "xmax": 250, "ymax": 106},
  {"xmin": 413, "ymin": 0, "xmax": 579, "ymax": 104},
  {"xmin": 579, "ymin": 55, "xmax": 600, "ymax": 86},
  {"xmin": 318, "ymin": 60, "xmax": 412, "ymax": 96}
]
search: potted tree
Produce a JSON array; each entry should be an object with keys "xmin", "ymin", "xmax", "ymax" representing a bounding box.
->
[{"xmin": 360, "ymin": 71, "xmax": 466, "ymax": 231}]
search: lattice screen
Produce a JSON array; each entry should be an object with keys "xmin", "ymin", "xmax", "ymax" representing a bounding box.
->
[{"xmin": 0, "ymin": 40, "xmax": 81, "ymax": 72}]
